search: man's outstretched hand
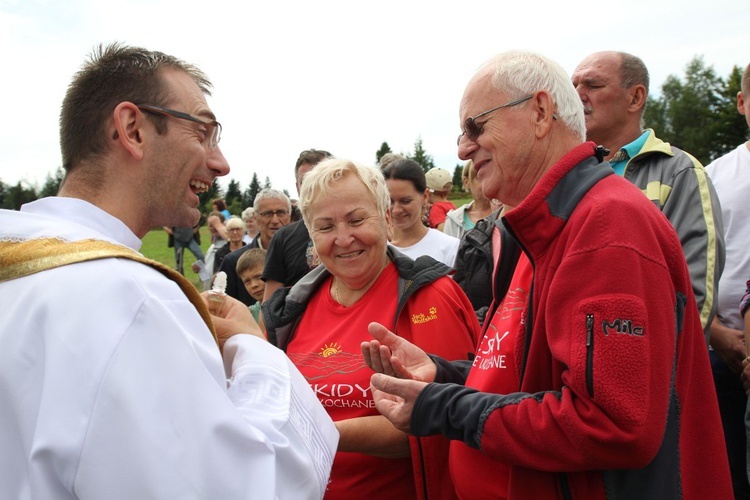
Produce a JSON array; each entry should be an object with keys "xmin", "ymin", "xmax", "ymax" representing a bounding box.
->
[
  {"xmin": 362, "ymin": 322, "xmax": 436, "ymax": 433},
  {"xmin": 370, "ymin": 373, "xmax": 429, "ymax": 434},
  {"xmin": 361, "ymin": 322, "xmax": 437, "ymax": 382}
]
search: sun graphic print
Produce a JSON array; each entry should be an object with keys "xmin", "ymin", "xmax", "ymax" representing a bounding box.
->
[{"xmin": 320, "ymin": 343, "xmax": 343, "ymax": 358}]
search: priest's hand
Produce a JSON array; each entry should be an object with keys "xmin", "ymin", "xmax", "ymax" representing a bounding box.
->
[{"xmin": 201, "ymin": 293, "xmax": 265, "ymax": 347}]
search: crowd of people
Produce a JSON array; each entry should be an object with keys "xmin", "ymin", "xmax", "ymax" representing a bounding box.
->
[{"xmin": 0, "ymin": 41, "xmax": 748, "ymax": 500}]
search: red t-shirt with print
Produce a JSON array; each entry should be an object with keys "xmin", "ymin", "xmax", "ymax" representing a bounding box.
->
[
  {"xmin": 287, "ymin": 261, "xmax": 481, "ymax": 499},
  {"xmin": 449, "ymin": 253, "xmax": 532, "ymax": 499},
  {"xmin": 286, "ymin": 263, "xmax": 410, "ymax": 499}
]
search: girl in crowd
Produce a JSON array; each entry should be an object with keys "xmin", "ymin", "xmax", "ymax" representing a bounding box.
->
[{"xmin": 382, "ymin": 159, "xmax": 460, "ymax": 267}]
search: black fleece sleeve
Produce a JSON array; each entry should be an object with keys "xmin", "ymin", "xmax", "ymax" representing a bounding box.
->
[
  {"xmin": 410, "ymin": 382, "xmax": 502, "ymax": 449},
  {"xmin": 429, "ymin": 355, "xmax": 473, "ymax": 384}
]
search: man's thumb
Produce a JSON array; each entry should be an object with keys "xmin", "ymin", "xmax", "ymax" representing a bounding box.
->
[
  {"xmin": 368, "ymin": 322, "xmax": 395, "ymax": 342},
  {"xmin": 371, "ymin": 373, "xmax": 400, "ymax": 394}
]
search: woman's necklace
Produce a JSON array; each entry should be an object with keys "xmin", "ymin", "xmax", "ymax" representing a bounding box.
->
[{"xmin": 332, "ymin": 279, "xmax": 342, "ymax": 304}]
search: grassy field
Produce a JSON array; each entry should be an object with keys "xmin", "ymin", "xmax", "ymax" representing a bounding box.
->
[
  {"xmin": 141, "ymin": 227, "xmax": 210, "ymax": 288},
  {"xmin": 140, "ymin": 198, "xmax": 474, "ymax": 286}
]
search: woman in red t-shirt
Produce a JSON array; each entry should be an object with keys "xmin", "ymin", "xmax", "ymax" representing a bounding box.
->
[{"xmin": 264, "ymin": 159, "xmax": 481, "ymax": 499}]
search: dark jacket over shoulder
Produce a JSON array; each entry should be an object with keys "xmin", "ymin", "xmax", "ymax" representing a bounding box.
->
[{"xmin": 453, "ymin": 208, "xmax": 501, "ymax": 324}]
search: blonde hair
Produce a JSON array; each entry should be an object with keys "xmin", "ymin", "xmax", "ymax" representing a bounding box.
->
[
  {"xmin": 299, "ymin": 158, "xmax": 389, "ymax": 227},
  {"xmin": 461, "ymin": 160, "xmax": 476, "ymax": 190},
  {"xmin": 225, "ymin": 215, "xmax": 246, "ymax": 232}
]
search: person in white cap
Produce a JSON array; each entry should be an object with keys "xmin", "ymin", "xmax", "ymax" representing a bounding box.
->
[{"xmin": 425, "ymin": 167, "xmax": 456, "ymax": 231}]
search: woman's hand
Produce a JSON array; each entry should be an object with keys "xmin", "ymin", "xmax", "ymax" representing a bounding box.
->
[{"xmin": 334, "ymin": 415, "xmax": 410, "ymax": 458}]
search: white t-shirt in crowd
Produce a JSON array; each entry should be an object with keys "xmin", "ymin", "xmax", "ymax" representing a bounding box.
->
[
  {"xmin": 706, "ymin": 142, "xmax": 750, "ymax": 329},
  {"xmin": 390, "ymin": 228, "xmax": 460, "ymax": 267}
]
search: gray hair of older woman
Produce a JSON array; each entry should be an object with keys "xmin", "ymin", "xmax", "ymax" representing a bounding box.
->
[
  {"xmin": 240, "ymin": 206, "xmax": 255, "ymax": 221},
  {"xmin": 299, "ymin": 158, "xmax": 390, "ymax": 228},
  {"xmin": 225, "ymin": 215, "xmax": 247, "ymax": 232}
]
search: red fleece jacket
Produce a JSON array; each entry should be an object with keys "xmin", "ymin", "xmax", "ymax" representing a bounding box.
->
[{"xmin": 412, "ymin": 143, "xmax": 732, "ymax": 499}]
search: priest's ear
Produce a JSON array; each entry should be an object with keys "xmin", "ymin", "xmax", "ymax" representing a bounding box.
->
[{"xmin": 111, "ymin": 102, "xmax": 147, "ymax": 161}]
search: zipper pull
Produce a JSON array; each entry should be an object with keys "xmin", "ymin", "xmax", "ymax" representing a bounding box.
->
[{"xmin": 586, "ymin": 314, "xmax": 594, "ymax": 346}]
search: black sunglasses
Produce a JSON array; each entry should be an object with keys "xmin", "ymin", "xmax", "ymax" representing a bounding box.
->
[{"xmin": 457, "ymin": 95, "xmax": 533, "ymax": 145}]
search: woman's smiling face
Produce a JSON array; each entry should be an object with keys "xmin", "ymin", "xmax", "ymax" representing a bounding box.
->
[
  {"xmin": 309, "ymin": 173, "xmax": 390, "ymax": 290},
  {"xmin": 386, "ymin": 178, "xmax": 428, "ymax": 233}
]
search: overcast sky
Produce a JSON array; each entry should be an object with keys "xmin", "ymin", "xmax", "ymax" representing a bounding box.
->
[{"xmin": 1, "ymin": 0, "xmax": 747, "ymax": 197}]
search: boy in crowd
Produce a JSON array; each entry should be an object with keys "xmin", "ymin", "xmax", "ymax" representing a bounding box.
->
[{"xmin": 237, "ymin": 248, "xmax": 267, "ymax": 325}]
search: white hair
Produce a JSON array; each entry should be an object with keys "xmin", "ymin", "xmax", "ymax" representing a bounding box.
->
[
  {"xmin": 480, "ymin": 50, "xmax": 585, "ymax": 141},
  {"xmin": 225, "ymin": 215, "xmax": 246, "ymax": 232},
  {"xmin": 253, "ymin": 188, "xmax": 291, "ymax": 210}
]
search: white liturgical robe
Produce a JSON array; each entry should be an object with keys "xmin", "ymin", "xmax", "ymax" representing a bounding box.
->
[{"xmin": 0, "ymin": 197, "xmax": 338, "ymax": 499}]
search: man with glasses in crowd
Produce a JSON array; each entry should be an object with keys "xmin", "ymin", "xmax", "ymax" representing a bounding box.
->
[
  {"xmin": 0, "ymin": 43, "xmax": 336, "ymax": 499},
  {"xmin": 220, "ymin": 188, "xmax": 292, "ymax": 305},
  {"xmin": 362, "ymin": 50, "xmax": 731, "ymax": 499}
]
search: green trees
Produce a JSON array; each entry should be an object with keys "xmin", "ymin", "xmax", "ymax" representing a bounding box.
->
[
  {"xmin": 452, "ymin": 165, "xmax": 464, "ymax": 192},
  {"xmin": 375, "ymin": 142, "xmax": 392, "ymax": 164},
  {"xmin": 224, "ymin": 179, "xmax": 243, "ymax": 214},
  {"xmin": 243, "ymin": 172, "xmax": 262, "ymax": 208},
  {"xmin": 1, "ymin": 181, "xmax": 37, "ymax": 210},
  {"xmin": 4, "ymin": 55, "xmax": 748, "ymax": 211},
  {"xmin": 407, "ymin": 137, "xmax": 436, "ymax": 173},
  {"xmin": 39, "ymin": 168, "xmax": 64, "ymax": 198},
  {"xmin": 644, "ymin": 57, "xmax": 749, "ymax": 165},
  {"xmin": 714, "ymin": 65, "xmax": 749, "ymax": 154},
  {"xmin": 375, "ymin": 138, "xmax": 437, "ymax": 172}
]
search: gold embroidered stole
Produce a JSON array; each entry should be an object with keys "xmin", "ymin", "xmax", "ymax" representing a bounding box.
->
[{"xmin": 0, "ymin": 238, "xmax": 219, "ymax": 346}]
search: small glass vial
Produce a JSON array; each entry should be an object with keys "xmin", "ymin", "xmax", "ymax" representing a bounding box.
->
[{"xmin": 208, "ymin": 271, "xmax": 227, "ymax": 312}]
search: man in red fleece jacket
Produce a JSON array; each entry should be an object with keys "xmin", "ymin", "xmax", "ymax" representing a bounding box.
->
[{"xmin": 362, "ymin": 50, "xmax": 732, "ymax": 499}]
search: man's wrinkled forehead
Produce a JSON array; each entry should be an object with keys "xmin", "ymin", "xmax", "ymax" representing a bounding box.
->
[
  {"xmin": 256, "ymin": 197, "xmax": 288, "ymax": 213},
  {"xmin": 460, "ymin": 70, "xmax": 498, "ymax": 118},
  {"xmin": 574, "ymin": 53, "xmax": 621, "ymax": 82}
]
